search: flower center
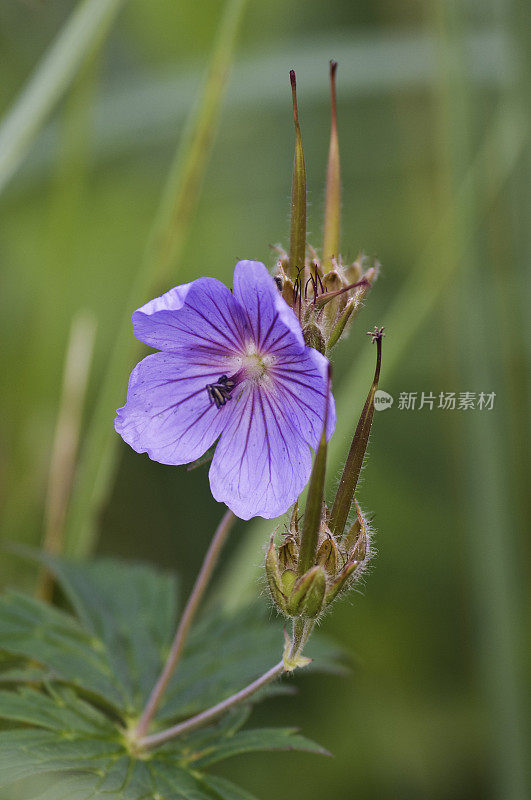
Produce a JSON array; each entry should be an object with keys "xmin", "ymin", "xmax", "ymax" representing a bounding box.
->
[
  {"xmin": 205, "ymin": 347, "xmax": 275, "ymax": 410},
  {"xmin": 241, "ymin": 348, "xmax": 273, "ymax": 382}
]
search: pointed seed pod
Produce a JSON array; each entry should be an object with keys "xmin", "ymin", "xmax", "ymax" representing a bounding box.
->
[
  {"xmin": 288, "ymin": 70, "xmax": 307, "ymax": 281},
  {"xmin": 322, "ymin": 60, "xmax": 341, "ymax": 272},
  {"xmin": 328, "ymin": 327, "xmax": 384, "ymax": 539}
]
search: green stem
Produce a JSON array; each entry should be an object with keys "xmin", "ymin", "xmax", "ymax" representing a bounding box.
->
[
  {"xmin": 289, "ymin": 618, "xmax": 314, "ymax": 660},
  {"xmin": 135, "ymin": 509, "xmax": 235, "ymax": 739},
  {"xmin": 137, "ymin": 660, "xmax": 285, "ymax": 750}
]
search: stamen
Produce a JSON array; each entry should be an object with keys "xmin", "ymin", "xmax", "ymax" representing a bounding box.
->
[
  {"xmin": 206, "ymin": 375, "xmax": 236, "ymax": 410},
  {"xmin": 313, "ymin": 277, "xmax": 370, "ymax": 309},
  {"xmin": 293, "ymin": 266, "xmax": 304, "ymax": 321}
]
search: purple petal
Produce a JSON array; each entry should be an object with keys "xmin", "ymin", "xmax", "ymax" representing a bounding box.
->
[
  {"xmin": 115, "ymin": 352, "xmax": 238, "ymax": 465},
  {"xmin": 209, "ymin": 384, "xmax": 312, "ymax": 520},
  {"xmin": 133, "ymin": 277, "xmax": 249, "ymax": 355},
  {"xmin": 271, "ymin": 346, "xmax": 336, "ymax": 449},
  {"xmin": 232, "ymin": 260, "xmax": 305, "ymax": 352}
]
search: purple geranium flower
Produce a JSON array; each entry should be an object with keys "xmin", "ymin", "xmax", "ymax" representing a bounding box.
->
[{"xmin": 115, "ymin": 260, "xmax": 335, "ymax": 520}]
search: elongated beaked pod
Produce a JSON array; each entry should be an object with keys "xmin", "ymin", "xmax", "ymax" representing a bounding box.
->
[
  {"xmin": 275, "ymin": 66, "xmax": 379, "ymax": 353},
  {"xmin": 288, "ymin": 70, "xmax": 307, "ymax": 282},
  {"xmin": 329, "ymin": 327, "xmax": 384, "ymax": 539},
  {"xmin": 322, "ymin": 60, "xmax": 340, "ymax": 272}
]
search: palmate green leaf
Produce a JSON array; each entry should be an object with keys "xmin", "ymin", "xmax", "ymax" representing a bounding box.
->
[
  {"xmin": 185, "ymin": 727, "xmax": 331, "ymax": 768},
  {"xmin": 0, "ymin": 591, "xmax": 127, "ymax": 711},
  {"xmin": 0, "ymin": 556, "xmax": 335, "ymax": 799},
  {"xmin": 13, "ymin": 755, "xmax": 243, "ymax": 800},
  {"xmin": 33, "ymin": 552, "xmax": 179, "ymax": 708}
]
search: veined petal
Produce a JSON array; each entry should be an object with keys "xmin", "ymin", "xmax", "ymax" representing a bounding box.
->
[
  {"xmin": 133, "ymin": 277, "xmax": 249, "ymax": 355},
  {"xmin": 115, "ymin": 352, "xmax": 238, "ymax": 465},
  {"xmin": 209, "ymin": 384, "xmax": 312, "ymax": 520},
  {"xmin": 232, "ymin": 260, "xmax": 305, "ymax": 352},
  {"xmin": 271, "ymin": 345, "xmax": 336, "ymax": 449}
]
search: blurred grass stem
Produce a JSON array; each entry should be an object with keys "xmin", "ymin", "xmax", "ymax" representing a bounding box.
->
[
  {"xmin": 434, "ymin": 2, "xmax": 530, "ymax": 797},
  {"xmin": 0, "ymin": 0, "xmax": 125, "ymax": 196},
  {"xmin": 37, "ymin": 313, "xmax": 96, "ymax": 601},
  {"xmin": 135, "ymin": 509, "xmax": 235, "ymax": 740}
]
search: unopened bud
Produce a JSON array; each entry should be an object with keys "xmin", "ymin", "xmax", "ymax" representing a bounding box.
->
[
  {"xmin": 316, "ymin": 536, "xmax": 339, "ymax": 575},
  {"xmin": 281, "ymin": 568, "xmax": 297, "ymax": 596},
  {"xmin": 303, "ymin": 322, "xmax": 326, "ymax": 354},
  {"xmin": 324, "ymin": 560, "xmax": 358, "ymax": 606},
  {"xmin": 286, "ymin": 565, "xmax": 326, "ymax": 618},
  {"xmin": 265, "ymin": 536, "xmax": 287, "ymax": 614},
  {"xmin": 343, "ymin": 500, "xmax": 368, "ymax": 561},
  {"xmin": 278, "ymin": 536, "xmax": 298, "ymax": 570}
]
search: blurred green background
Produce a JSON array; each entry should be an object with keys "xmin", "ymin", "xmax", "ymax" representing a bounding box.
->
[{"xmin": 1, "ymin": 0, "xmax": 529, "ymax": 798}]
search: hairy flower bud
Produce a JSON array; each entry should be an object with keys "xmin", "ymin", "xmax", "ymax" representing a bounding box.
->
[
  {"xmin": 265, "ymin": 502, "xmax": 372, "ymax": 620},
  {"xmin": 265, "ymin": 535, "xmax": 287, "ymax": 614},
  {"xmin": 278, "ymin": 536, "xmax": 298, "ymax": 570},
  {"xmin": 303, "ymin": 322, "xmax": 326, "ymax": 354},
  {"xmin": 286, "ymin": 566, "xmax": 326, "ymax": 617}
]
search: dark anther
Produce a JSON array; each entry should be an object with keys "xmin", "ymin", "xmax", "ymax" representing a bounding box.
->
[
  {"xmin": 206, "ymin": 375, "xmax": 236, "ymax": 409},
  {"xmin": 274, "ymin": 276, "xmax": 283, "ymax": 292}
]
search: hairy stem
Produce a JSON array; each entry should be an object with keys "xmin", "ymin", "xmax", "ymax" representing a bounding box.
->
[
  {"xmin": 289, "ymin": 618, "xmax": 314, "ymax": 660},
  {"xmin": 135, "ymin": 508, "xmax": 235, "ymax": 739},
  {"xmin": 138, "ymin": 660, "xmax": 285, "ymax": 750}
]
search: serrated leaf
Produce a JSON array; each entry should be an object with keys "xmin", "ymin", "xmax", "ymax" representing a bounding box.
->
[
  {"xmin": 200, "ymin": 775, "xmax": 260, "ymax": 800},
  {"xmin": 0, "ymin": 666, "xmax": 52, "ymax": 684},
  {"xmin": 0, "ymin": 729, "xmax": 122, "ymax": 787},
  {"xmin": 0, "ymin": 556, "xmax": 338, "ymax": 800},
  {"xmin": 186, "ymin": 727, "xmax": 331, "ymax": 767},
  {"xmin": 24, "ymin": 756, "xmax": 257, "ymax": 800},
  {"xmin": 0, "ymin": 685, "xmax": 114, "ymax": 733},
  {"xmin": 0, "ymin": 592, "xmax": 127, "ymax": 711},
  {"xmin": 16, "ymin": 551, "xmax": 179, "ymax": 709},
  {"xmin": 158, "ymin": 605, "xmax": 284, "ymax": 724}
]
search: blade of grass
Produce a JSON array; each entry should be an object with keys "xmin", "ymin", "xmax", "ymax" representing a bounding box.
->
[
  {"xmin": 37, "ymin": 313, "xmax": 96, "ymax": 601},
  {"xmin": 8, "ymin": 28, "xmax": 513, "ymax": 191},
  {"xmin": 216, "ymin": 102, "xmax": 528, "ymax": 610},
  {"xmin": 434, "ymin": 2, "xmax": 529, "ymax": 797},
  {"xmin": 0, "ymin": 0, "xmax": 125, "ymax": 196},
  {"xmin": 63, "ymin": 0, "xmax": 248, "ymax": 559}
]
